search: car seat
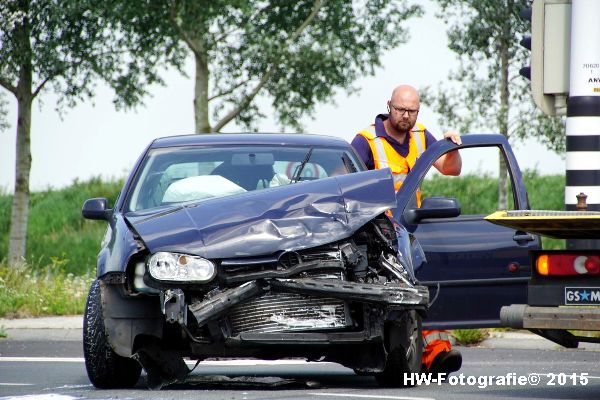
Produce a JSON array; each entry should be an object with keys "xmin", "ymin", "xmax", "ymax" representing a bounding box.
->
[{"xmin": 211, "ymin": 162, "xmax": 275, "ymax": 191}]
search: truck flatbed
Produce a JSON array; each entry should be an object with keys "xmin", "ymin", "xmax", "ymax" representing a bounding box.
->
[{"xmin": 485, "ymin": 210, "xmax": 600, "ymax": 239}]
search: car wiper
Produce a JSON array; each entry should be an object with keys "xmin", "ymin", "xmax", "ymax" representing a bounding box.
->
[
  {"xmin": 341, "ymin": 154, "xmax": 357, "ymax": 173},
  {"xmin": 291, "ymin": 147, "xmax": 314, "ymax": 183}
]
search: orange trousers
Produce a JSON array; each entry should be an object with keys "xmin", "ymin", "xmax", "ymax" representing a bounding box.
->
[{"xmin": 421, "ymin": 329, "xmax": 452, "ymax": 371}]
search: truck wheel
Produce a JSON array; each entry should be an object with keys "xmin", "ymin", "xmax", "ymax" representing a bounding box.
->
[
  {"xmin": 83, "ymin": 279, "xmax": 142, "ymax": 388},
  {"xmin": 375, "ymin": 310, "xmax": 423, "ymax": 387}
]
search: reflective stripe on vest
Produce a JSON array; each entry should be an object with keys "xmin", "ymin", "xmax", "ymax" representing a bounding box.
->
[
  {"xmin": 423, "ymin": 330, "xmax": 450, "ymax": 347},
  {"xmin": 412, "ymin": 125, "xmax": 425, "ymax": 155}
]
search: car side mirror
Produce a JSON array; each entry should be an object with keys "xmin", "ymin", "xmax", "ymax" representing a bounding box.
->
[
  {"xmin": 403, "ymin": 196, "xmax": 461, "ymax": 224},
  {"xmin": 82, "ymin": 197, "xmax": 112, "ymax": 221}
]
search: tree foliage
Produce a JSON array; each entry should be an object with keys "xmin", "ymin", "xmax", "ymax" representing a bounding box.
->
[
  {"xmin": 127, "ymin": 0, "xmax": 423, "ymax": 133},
  {"xmin": 0, "ymin": 0, "xmax": 185, "ymax": 109},
  {"xmin": 0, "ymin": 0, "xmax": 184, "ymax": 263},
  {"xmin": 421, "ymin": 0, "xmax": 565, "ymax": 208},
  {"xmin": 424, "ymin": 0, "xmax": 564, "ymax": 151}
]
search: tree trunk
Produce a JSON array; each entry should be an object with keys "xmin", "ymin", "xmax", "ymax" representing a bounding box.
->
[
  {"xmin": 8, "ymin": 5, "xmax": 34, "ymax": 266},
  {"xmin": 193, "ymin": 46, "xmax": 211, "ymax": 134},
  {"xmin": 8, "ymin": 74, "xmax": 33, "ymax": 265}
]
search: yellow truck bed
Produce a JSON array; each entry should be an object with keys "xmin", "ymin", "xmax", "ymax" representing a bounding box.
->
[{"xmin": 485, "ymin": 210, "xmax": 600, "ymax": 239}]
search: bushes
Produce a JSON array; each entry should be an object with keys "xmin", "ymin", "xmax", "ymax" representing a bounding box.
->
[
  {"xmin": 452, "ymin": 329, "xmax": 489, "ymax": 345},
  {"xmin": 0, "ymin": 177, "xmax": 123, "ymax": 274},
  {"xmin": 0, "ymin": 173, "xmax": 565, "ymax": 275},
  {"xmin": 0, "ymin": 262, "xmax": 93, "ymax": 317}
]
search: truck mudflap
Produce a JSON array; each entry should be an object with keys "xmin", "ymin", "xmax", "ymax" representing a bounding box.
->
[{"xmin": 486, "ymin": 210, "xmax": 600, "ymax": 239}]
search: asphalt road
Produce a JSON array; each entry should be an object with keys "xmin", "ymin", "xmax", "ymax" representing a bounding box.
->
[{"xmin": 1, "ymin": 333, "xmax": 600, "ymax": 400}]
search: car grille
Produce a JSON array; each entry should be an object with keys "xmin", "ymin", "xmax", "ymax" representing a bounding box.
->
[
  {"xmin": 220, "ymin": 248, "xmax": 342, "ymax": 275},
  {"xmin": 228, "ymin": 293, "xmax": 350, "ymax": 335}
]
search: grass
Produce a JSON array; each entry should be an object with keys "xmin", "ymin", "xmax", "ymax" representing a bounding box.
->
[
  {"xmin": 0, "ymin": 177, "xmax": 123, "ymax": 274},
  {"xmin": 570, "ymin": 330, "xmax": 600, "ymax": 339},
  {"xmin": 0, "ymin": 262, "xmax": 93, "ymax": 318},
  {"xmin": 452, "ymin": 329, "xmax": 489, "ymax": 345}
]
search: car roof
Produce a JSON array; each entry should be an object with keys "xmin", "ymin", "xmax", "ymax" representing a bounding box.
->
[{"xmin": 149, "ymin": 133, "xmax": 351, "ymax": 149}]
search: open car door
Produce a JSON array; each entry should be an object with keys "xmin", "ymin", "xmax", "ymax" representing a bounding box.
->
[{"xmin": 393, "ymin": 134, "xmax": 541, "ymax": 329}]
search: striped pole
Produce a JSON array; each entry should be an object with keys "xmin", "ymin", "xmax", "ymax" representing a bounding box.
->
[{"xmin": 566, "ymin": 0, "xmax": 600, "ymax": 249}]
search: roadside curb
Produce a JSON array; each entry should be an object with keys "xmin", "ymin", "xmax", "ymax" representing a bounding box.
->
[
  {"xmin": 479, "ymin": 331, "xmax": 600, "ymax": 351},
  {"xmin": 0, "ymin": 316, "xmax": 83, "ymax": 342},
  {"xmin": 0, "ymin": 315, "xmax": 82, "ymax": 329}
]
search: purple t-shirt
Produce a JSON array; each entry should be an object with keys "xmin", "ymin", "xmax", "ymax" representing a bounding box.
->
[{"xmin": 351, "ymin": 114, "xmax": 437, "ymax": 170}]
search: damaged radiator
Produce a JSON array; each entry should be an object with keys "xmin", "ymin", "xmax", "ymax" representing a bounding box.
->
[{"xmin": 228, "ymin": 293, "xmax": 351, "ymax": 335}]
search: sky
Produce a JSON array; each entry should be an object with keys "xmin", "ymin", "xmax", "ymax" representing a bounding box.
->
[{"xmin": 0, "ymin": 2, "xmax": 565, "ymax": 193}]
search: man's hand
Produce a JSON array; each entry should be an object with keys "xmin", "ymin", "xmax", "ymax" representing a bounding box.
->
[
  {"xmin": 443, "ymin": 131, "xmax": 462, "ymax": 145},
  {"xmin": 434, "ymin": 130, "xmax": 462, "ymax": 176}
]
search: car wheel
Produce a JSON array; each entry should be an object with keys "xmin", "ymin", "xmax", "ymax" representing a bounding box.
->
[
  {"xmin": 83, "ymin": 279, "xmax": 142, "ymax": 388},
  {"xmin": 375, "ymin": 310, "xmax": 423, "ymax": 387}
]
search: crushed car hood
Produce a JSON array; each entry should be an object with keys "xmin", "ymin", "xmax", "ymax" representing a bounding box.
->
[{"xmin": 126, "ymin": 169, "xmax": 396, "ymax": 259}]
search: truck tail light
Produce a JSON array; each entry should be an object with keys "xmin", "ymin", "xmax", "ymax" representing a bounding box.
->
[{"xmin": 536, "ymin": 254, "xmax": 600, "ymax": 276}]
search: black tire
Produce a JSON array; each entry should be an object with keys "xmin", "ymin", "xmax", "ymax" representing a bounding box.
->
[
  {"xmin": 375, "ymin": 310, "xmax": 423, "ymax": 387},
  {"xmin": 83, "ymin": 279, "xmax": 142, "ymax": 388}
]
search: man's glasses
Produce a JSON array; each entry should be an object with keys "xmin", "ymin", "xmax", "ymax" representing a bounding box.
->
[{"xmin": 390, "ymin": 104, "xmax": 419, "ymax": 116}]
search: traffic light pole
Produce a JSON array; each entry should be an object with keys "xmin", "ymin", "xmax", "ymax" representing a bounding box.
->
[{"xmin": 566, "ymin": 0, "xmax": 600, "ymax": 248}]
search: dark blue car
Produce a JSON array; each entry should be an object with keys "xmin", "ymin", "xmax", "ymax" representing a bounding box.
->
[{"xmin": 82, "ymin": 133, "xmax": 538, "ymax": 389}]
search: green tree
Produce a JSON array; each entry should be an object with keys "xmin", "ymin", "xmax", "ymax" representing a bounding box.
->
[
  {"xmin": 0, "ymin": 0, "xmax": 184, "ymax": 264},
  {"xmin": 138, "ymin": 0, "xmax": 423, "ymax": 133},
  {"xmin": 421, "ymin": 0, "xmax": 564, "ymax": 209}
]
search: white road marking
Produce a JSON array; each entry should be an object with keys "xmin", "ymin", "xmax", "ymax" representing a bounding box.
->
[
  {"xmin": 0, "ymin": 357, "xmax": 84, "ymax": 363},
  {"xmin": 531, "ymin": 372, "xmax": 600, "ymax": 380},
  {"xmin": 310, "ymin": 393, "xmax": 436, "ymax": 400},
  {"xmin": 0, "ymin": 395, "xmax": 81, "ymax": 400},
  {"xmin": 0, "ymin": 383, "xmax": 34, "ymax": 386}
]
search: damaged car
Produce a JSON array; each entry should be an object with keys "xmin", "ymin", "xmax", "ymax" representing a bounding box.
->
[{"xmin": 81, "ymin": 133, "xmax": 432, "ymax": 389}]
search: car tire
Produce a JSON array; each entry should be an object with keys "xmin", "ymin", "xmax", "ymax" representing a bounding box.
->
[
  {"xmin": 375, "ymin": 310, "xmax": 423, "ymax": 387},
  {"xmin": 83, "ymin": 279, "xmax": 142, "ymax": 388}
]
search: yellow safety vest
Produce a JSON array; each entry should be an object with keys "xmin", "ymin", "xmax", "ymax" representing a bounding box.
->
[{"xmin": 357, "ymin": 122, "xmax": 427, "ymax": 204}]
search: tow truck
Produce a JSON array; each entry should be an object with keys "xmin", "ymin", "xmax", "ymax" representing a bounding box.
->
[{"xmin": 487, "ymin": 202, "xmax": 600, "ymax": 348}]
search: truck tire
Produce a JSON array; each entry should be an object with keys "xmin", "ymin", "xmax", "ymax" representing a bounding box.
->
[
  {"xmin": 83, "ymin": 279, "xmax": 142, "ymax": 388},
  {"xmin": 375, "ymin": 310, "xmax": 423, "ymax": 387}
]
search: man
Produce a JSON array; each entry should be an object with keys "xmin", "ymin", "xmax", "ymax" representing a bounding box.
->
[{"xmin": 351, "ymin": 84, "xmax": 462, "ymax": 376}]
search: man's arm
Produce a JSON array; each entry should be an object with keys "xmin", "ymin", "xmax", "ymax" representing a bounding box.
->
[{"xmin": 433, "ymin": 131, "xmax": 462, "ymax": 176}]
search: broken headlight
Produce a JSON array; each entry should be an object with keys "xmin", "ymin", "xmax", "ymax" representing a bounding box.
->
[{"xmin": 148, "ymin": 252, "xmax": 216, "ymax": 282}]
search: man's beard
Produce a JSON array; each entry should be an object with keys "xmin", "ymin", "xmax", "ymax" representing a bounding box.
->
[{"xmin": 394, "ymin": 119, "xmax": 412, "ymax": 134}]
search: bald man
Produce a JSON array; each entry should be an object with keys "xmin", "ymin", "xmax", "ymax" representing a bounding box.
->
[{"xmin": 351, "ymin": 84, "xmax": 462, "ymax": 377}]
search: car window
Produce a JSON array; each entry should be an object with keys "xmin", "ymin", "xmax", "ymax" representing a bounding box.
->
[
  {"xmin": 419, "ymin": 146, "xmax": 517, "ymax": 214},
  {"xmin": 126, "ymin": 145, "xmax": 361, "ymax": 212}
]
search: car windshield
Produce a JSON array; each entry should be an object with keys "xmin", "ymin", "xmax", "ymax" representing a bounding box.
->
[{"xmin": 126, "ymin": 145, "xmax": 361, "ymax": 212}]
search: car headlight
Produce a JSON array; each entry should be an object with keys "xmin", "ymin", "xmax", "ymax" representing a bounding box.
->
[{"xmin": 147, "ymin": 252, "xmax": 216, "ymax": 282}]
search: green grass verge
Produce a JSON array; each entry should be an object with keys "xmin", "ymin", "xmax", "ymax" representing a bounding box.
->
[
  {"xmin": 0, "ymin": 262, "xmax": 93, "ymax": 318},
  {"xmin": 452, "ymin": 329, "xmax": 489, "ymax": 345},
  {"xmin": 0, "ymin": 177, "xmax": 123, "ymax": 274}
]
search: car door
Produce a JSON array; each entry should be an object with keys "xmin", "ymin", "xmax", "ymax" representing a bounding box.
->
[{"xmin": 393, "ymin": 134, "xmax": 541, "ymax": 329}]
